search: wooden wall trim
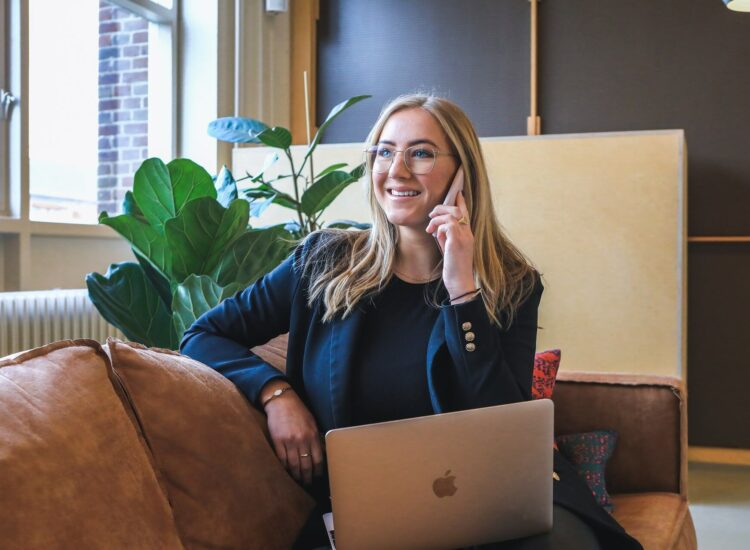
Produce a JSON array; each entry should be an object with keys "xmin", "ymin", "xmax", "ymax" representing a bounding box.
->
[
  {"xmin": 527, "ymin": 0, "xmax": 541, "ymax": 136},
  {"xmin": 689, "ymin": 446, "xmax": 750, "ymax": 466},
  {"xmin": 688, "ymin": 236, "xmax": 750, "ymax": 243},
  {"xmin": 290, "ymin": 0, "xmax": 319, "ymax": 145}
]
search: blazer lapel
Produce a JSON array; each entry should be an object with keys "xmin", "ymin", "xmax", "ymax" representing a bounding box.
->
[{"xmin": 329, "ymin": 306, "xmax": 366, "ymax": 427}]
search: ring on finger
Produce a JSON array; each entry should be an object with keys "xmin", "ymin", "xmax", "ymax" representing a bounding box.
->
[
  {"xmin": 300, "ymin": 452, "xmax": 311, "ymax": 458},
  {"xmin": 457, "ymin": 215, "xmax": 469, "ymax": 225}
]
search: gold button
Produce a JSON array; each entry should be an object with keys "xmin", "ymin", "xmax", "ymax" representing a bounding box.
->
[
  {"xmin": 462, "ymin": 322, "xmax": 472, "ymax": 331},
  {"xmin": 465, "ymin": 342, "xmax": 476, "ymax": 352},
  {"xmin": 553, "ymin": 471, "xmax": 560, "ymax": 481},
  {"xmin": 464, "ymin": 331, "xmax": 475, "ymax": 342}
]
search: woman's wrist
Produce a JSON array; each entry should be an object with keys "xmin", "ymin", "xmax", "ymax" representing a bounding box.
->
[
  {"xmin": 259, "ymin": 379, "xmax": 293, "ymax": 408},
  {"xmin": 449, "ymin": 288, "xmax": 482, "ymax": 305},
  {"xmin": 446, "ymin": 278, "xmax": 478, "ymax": 302}
]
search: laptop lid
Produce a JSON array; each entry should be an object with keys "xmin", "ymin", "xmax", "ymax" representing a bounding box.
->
[{"xmin": 325, "ymin": 399, "xmax": 554, "ymax": 550}]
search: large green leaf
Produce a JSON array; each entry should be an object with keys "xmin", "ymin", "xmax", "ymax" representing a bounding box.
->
[
  {"xmin": 99, "ymin": 211, "xmax": 171, "ymax": 278},
  {"xmin": 133, "ymin": 248, "xmax": 173, "ymax": 309},
  {"xmin": 216, "ymin": 225, "xmax": 293, "ymax": 287},
  {"xmin": 123, "ymin": 190, "xmax": 146, "ymax": 222},
  {"xmin": 257, "ymin": 127, "xmax": 292, "ymax": 150},
  {"xmin": 245, "ymin": 181, "xmax": 298, "ymax": 213},
  {"xmin": 165, "ymin": 197, "xmax": 250, "ymax": 283},
  {"xmin": 302, "ymin": 95, "xmax": 370, "ymax": 162},
  {"xmin": 249, "ymin": 194, "xmax": 277, "ymax": 218},
  {"xmin": 172, "ymin": 275, "xmax": 243, "ymax": 341},
  {"xmin": 133, "ymin": 158, "xmax": 216, "ymax": 233},
  {"xmin": 215, "ymin": 165, "xmax": 238, "ymax": 208},
  {"xmin": 249, "ymin": 152, "xmax": 280, "ymax": 182},
  {"xmin": 208, "ymin": 117, "xmax": 268, "ymax": 143},
  {"xmin": 316, "ymin": 163, "xmax": 348, "ymax": 179},
  {"xmin": 86, "ymin": 262, "xmax": 178, "ymax": 349},
  {"xmin": 300, "ymin": 163, "xmax": 364, "ymax": 216}
]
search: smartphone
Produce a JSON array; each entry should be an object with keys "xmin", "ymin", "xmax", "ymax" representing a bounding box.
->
[{"xmin": 433, "ymin": 167, "xmax": 464, "ymax": 254}]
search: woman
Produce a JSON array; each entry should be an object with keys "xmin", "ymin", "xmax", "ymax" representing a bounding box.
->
[{"xmin": 181, "ymin": 95, "xmax": 642, "ymax": 549}]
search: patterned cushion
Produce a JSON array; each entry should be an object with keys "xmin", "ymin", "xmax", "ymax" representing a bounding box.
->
[
  {"xmin": 555, "ymin": 430, "xmax": 618, "ymax": 512},
  {"xmin": 532, "ymin": 349, "xmax": 561, "ymax": 400},
  {"xmin": 532, "ymin": 349, "xmax": 561, "ymax": 450}
]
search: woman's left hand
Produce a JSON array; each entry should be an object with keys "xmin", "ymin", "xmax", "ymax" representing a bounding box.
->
[{"xmin": 426, "ymin": 191, "xmax": 476, "ymax": 300}]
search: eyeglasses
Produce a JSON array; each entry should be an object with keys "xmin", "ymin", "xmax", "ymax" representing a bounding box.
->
[{"xmin": 364, "ymin": 145, "xmax": 455, "ymax": 175}]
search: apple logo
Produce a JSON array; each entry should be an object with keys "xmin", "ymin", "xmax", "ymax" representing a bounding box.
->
[{"xmin": 432, "ymin": 469, "xmax": 458, "ymax": 497}]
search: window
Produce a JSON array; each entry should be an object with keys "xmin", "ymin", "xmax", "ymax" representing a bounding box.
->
[
  {"xmin": 27, "ymin": 0, "xmax": 176, "ymax": 224},
  {"xmin": 0, "ymin": 0, "xmax": 10, "ymax": 216}
]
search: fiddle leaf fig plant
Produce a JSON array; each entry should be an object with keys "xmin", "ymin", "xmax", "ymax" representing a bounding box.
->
[{"xmin": 87, "ymin": 94, "xmax": 370, "ymax": 349}]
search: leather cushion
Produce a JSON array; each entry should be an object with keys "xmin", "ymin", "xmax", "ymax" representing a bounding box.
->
[
  {"xmin": 553, "ymin": 377, "xmax": 682, "ymax": 494},
  {"xmin": 106, "ymin": 338, "xmax": 315, "ymax": 549},
  {"xmin": 0, "ymin": 340, "xmax": 183, "ymax": 550},
  {"xmin": 611, "ymin": 493, "xmax": 695, "ymax": 550}
]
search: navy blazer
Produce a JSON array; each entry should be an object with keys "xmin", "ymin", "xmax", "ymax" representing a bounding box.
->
[{"xmin": 181, "ymin": 233, "xmax": 542, "ymax": 433}]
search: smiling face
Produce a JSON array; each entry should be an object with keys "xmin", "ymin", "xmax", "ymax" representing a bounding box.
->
[{"xmin": 371, "ymin": 108, "xmax": 459, "ymax": 231}]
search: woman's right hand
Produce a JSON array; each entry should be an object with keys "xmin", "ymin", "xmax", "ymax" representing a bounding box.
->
[{"xmin": 261, "ymin": 381, "xmax": 325, "ymax": 486}]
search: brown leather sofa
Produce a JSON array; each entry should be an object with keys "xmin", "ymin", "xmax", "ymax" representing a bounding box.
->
[
  {"xmin": 554, "ymin": 371, "xmax": 697, "ymax": 550},
  {"xmin": 0, "ymin": 337, "xmax": 696, "ymax": 549}
]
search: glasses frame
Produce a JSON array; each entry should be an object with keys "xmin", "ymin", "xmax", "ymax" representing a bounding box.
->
[{"xmin": 364, "ymin": 145, "xmax": 456, "ymax": 175}]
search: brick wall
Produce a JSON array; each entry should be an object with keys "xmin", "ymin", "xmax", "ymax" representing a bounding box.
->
[{"xmin": 97, "ymin": 1, "xmax": 149, "ymax": 215}]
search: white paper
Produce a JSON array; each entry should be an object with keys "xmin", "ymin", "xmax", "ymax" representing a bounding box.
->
[{"xmin": 322, "ymin": 512, "xmax": 336, "ymax": 549}]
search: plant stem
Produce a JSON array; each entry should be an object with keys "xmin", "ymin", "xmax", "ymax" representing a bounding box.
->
[
  {"xmin": 308, "ymin": 153, "xmax": 314, "ymax": 190},
  {"xmin": 285, "ymin": 149, "xmax": 306, "ymax": 233}
]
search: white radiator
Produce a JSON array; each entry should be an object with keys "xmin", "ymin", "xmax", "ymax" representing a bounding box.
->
[{"xmin": 0, "ymin": 289, "xmax": 124, "ymax": 357}]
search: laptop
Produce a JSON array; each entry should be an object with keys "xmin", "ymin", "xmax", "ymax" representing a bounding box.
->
[{"xmin": 324, "ymin": 399, "xmax": 554, "ymax": 550}]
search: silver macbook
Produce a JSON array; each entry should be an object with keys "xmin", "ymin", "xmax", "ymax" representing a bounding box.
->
[{"xmin": 325, "ymin": 399, "xmax": 554, "ymax": 550}]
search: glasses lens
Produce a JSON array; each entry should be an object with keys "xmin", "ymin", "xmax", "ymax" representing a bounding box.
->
[
  {"xmin": 366, "ymin": 146, "xmax": 394, "ymax": 173},
  {"xmin": 405, "ymin": 146, "xmax": 436, "ymax": 175}
]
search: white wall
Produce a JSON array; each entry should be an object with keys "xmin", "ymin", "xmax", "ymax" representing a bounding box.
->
[{"xmin": 28, "ymin": 235, "xmax": 132, "ymax": 290}]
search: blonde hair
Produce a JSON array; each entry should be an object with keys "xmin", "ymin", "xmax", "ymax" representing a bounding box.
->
[{"xmin": 303, "ymin": 94, "xmax": 539, "ymax": 327}]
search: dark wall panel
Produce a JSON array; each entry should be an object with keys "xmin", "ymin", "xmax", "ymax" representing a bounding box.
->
[
  {"xmin": 688, "ymin": 245, "xmax": 750, "ymax": 448},
  {"xmin": 317, "ymin": 0, "xmax": 530, "ymax": 142},
  {"xmin": 316, "ymin": 0, "xmax": 750, "ymax": 448},
  {"xmin": 538, "ymin": 0, "xmax": 750, "ymax": 236}
]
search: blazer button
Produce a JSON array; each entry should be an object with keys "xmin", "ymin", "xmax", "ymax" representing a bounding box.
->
[
  {"xmin": 553, "ymin": 471, "xmax": 560, "ymax": 481},
  {"xmin": 465, "ymin": 342, "xmax": 476, "ymax": 352},
  {"xmin": 464, "ymin": 331, "xmax": 475, "ymax": 342},
  {"xmin": 462, "ymin": 322, "xmax": 472, "ymax": 331}
]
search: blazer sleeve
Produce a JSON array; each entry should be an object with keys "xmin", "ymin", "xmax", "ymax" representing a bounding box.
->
[
  {"xmin": 179, "ymin": 245, "xmax": 305, "ymax": 408},
  {"xmin": 442, "ymin": 275, "xmax": 544, "ymax": 409}
]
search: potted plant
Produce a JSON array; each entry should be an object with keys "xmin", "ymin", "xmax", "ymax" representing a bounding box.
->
[{"xmin": 87, "ymin": 95, "xmax": 370, "ymax": 349}]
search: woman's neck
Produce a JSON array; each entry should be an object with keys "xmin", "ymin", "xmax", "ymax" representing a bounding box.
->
[{"xmin": 393, "ymin": 225, "xmax": 442, "ymax": 282}]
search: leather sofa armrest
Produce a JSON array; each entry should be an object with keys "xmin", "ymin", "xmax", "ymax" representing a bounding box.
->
[{"xmin": 553, "ymin": 372, "xmax": 687, "ymax": 497}]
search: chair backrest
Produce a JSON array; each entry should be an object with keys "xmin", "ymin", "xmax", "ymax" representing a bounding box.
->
[
  {"xmin": 553, "ymin": 371, "xmax": 687, "ymax": 496},
  {"xmin": 252, "ymin": 336, "xmax": 688, "ymax": 496}
]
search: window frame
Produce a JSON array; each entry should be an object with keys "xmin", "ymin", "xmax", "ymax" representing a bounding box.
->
[
  {"xmin": 112, "ymin": 0, "xmax": 180, "ymax": 163},
  {"xmin": 0, "ymin": 0, "xmax": 9, "ymax": 216},
  {"xmin": 0, "ymin": 0, "xmax": 179, "ymax": 228},
  {"xmin": 0, "ymin": 0, "xmax": 181, "ymax": 291},
  {"xmin": 0, "ymin": 0, "xmax": 286, "ymax": 291}
]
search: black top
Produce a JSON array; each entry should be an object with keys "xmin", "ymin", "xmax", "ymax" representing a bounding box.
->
[{"xmin": 350, "ymin": 276, "xmax": 445, "ymax": 426}]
